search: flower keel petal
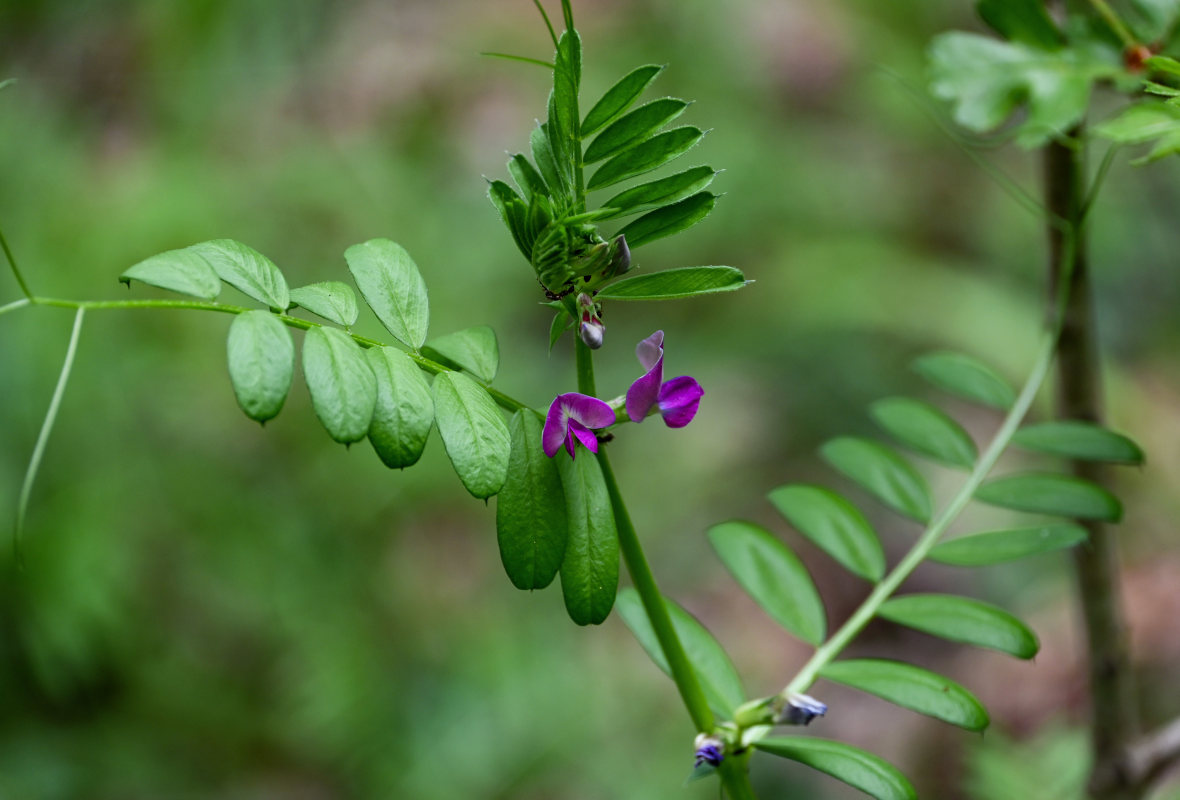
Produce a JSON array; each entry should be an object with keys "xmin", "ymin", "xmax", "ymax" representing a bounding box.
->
[{"xmin": 658, "ymin": 375, "xmax": 703, "ymax": 428}]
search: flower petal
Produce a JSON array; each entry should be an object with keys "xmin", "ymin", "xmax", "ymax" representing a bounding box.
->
[
  {"xmin": 542, "ymin": 396, "xmax": 569, "ymax": 457},
  {"xmin": 658, "ymin": 376, "xmax": 703, "ymax": 428},
  {"xmin": 569, "ymin": 419, "xmax": 600, "ymax": 455},
  {"xmin": 635, "ymin": 330, "xmax": 664, "ymax": 372},
  {"xmin": 564, "ymin": 392, "xmax": 617, "ymax": 430}
]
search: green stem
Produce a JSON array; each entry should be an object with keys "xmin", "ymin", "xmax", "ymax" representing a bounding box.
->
[
  {"xmin": 0, "ymin": 224, "xmax": 34, "ymax": 300},
  {"xmin": 26, "ymin": 295, "xmax": 529, "ymax": 413},
  {"xmin": 577, "ymin": 336, "xmax": 754, "ymax": 796},
  {"xmin": 0, "ymin": 298, "xmax": 30, "ymax": 316},
  {"xmin": 14, "ymin": 308, "xmax": 85, "ymax": 562},
  {"xmin": 780, "ymin": 328, "xmax": 1058, "ymax": 699},
  {"xmin": 1087, "ymin": 0, "xmax": 1139, "ymax": 49}
]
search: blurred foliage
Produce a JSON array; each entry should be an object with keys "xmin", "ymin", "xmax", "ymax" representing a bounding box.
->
[{"xmin": 2, "ymin": 0, "xmax": 1180, "ymax": 797}]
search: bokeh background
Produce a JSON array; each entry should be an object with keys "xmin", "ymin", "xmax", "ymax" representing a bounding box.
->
[{"xmin": 2, "ymin": 1, "xmax": 1180, "ymax": 798}]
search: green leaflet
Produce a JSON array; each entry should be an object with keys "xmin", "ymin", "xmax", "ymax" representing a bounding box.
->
[
  {"xmin": 1012, "ymin": 420, "xmax": 1144, "ymax": 464},
  {"xmin": 928, "ymin": 32, "xmax": 1119, "ymax": 148},
  {"xmin": 344, "ymin": 238, "xmax": 430, "ymax": 349},
  {"xmin": 496, "ymin": 411, "xmax": 568, "ymax": 591},
  {"xmin": 820, "ymin": 437, "xmax": 932, "ymax": 523},
  {"xmin": 557, "ymin": 452, "xmax": 618, "ymax": 625},
  {"xmin": 530, "ymin": 124, "xmax": 564, "ymax": 200},
  {"xmin": 755, "ymin": 737, "xmax": 917, "ymax": 800},
  {"xmin": 302, "ymin": 327, "xmax": 377, "ymax": 444},
  {"xmin": 432, "ymin": 371, "xmax": 510, "ymax": 500},
  {"xmin": 365, "ymin": 346, "xmax": 433, "ymax": 469},
  {"xmin": 975, "ymin": 0, "xmax": 1062, "ymax": 49},
  {"xmin": 225, "ymin": 310, "xmax": 293, "ymax": 424},
  {"xmin": 188, "ymin": 239, "xmax": 290, "ymax": 311},
  {"xmin": 616, "ymin": 191, "xmax": 717, "ymax": 249},
  {"xmin": 422, "ymin": 326, "xmax": 500, "ymax": 383},
  {"xmin": 488, "ymin": 180, "xmax": 532, "ymax": 258},
  {"xmin": 508, "ymin": 153, "xmax": 549, "ymax": 201},
  {"xmin": 912, "ymin": 351, "xmax": 1015, "ymax": 410},
  {"xmin": 119, "ymin": 246, "xmax": 221, "ymax": 301},
  {"xmin": 584, "ymin": 98, "xmax": 690, "ymax": 163},
  {"xmin": 581, "ymin": 64, "xmax": 664, "ymax": 136},
  {"xmin": 596, "ymin": 266, "xmax": 747, "ymax": 301},
  {"xmin": 878, "ymin": 594, "xmax": 1039, "ymax": 658},
  {"xmin": 289, "ymin": 282, "xmax": 359, "ymax": 328},
  {"xmin": 820, "ymin": 659, "xmax": 989, "ymax": 731},
  {"xmin": 870, "ymin": 396, "xmax": 978, "ymax": 470},
  {"xmin": 616, "ymin": 588, "xmax": 745, "ymax": 718},
  {"xmin": 587, "ymin": 126, "xmax": 705, "ymax": 190},
  {"xmin": 767, "ymin": 484, "xmax": 885, "ymax": 582},
  {"xmin": 598, "ymin": 166, "xmax": 717, "ymax": 219},
  {"xmin": 1094, "ymin": 102, "xmax": 1180, "ymax": 163},
  {"xmin": 549, "ymin": 29, "xmax": 582, "ymax": 191},
  {"xmin": 548, "ymin": 310, "xmax": 572, "ymax": 352},
  {"xmin": 974, "ymin": 473, "xmax": 1122, "ymax": 521},
  {"xmin": 707, "ymin": 520, "xmax": 826, "ymax": 645},
  {"xmin": 930, "ymin": 524, "xmax": 1088, "ymax": 566}
]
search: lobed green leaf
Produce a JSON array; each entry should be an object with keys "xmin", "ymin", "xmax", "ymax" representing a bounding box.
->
[
  {"xmin": 289, "ymin": 281, "xmax": 359, "ymax": 327},
  {"xmin": 929, "ymin": 523, "xmax": 1088, "ymax": 566},
  {"xmin": 598, "ymin": 166, "xmax": 717, "ymax": 219},
  {"xmin": 820, "ymin": 659, "xmax": 989, "ymax": 731},
  {"xmin": 432, "ymin": 371, "xmax": 510, "ymax": 499},
  {"xmin": 767, "ymin": 484, "xmax": 885, "ymax": 582},
  {"xmin": 226, "ymin": 310, "xmax": 293, "ymax": 424},
  {"xmin": 616, "ymin": 191, "xmax": 717, "ymax": 249},
  {"xmin": 616, "ymin": 588, "xmax": 745, "ymax": 718},
  {"xmin": 422, "ymin": 326, "xmax": 500, "ymax": 383},
  {"xmin": 366, "ymin": 346, "xmax": 433, "ymax": 469},
  {"xmin": 584, "ymin": 98, "xmax": 690, "ymax": 163},
  {"xmin": 1012, "ymin": 420, "xmax": 1144, "ymax": 464},
  {"xmin": 189, "ymin": 239, "xmax": 290, "ymax": 311},
  {"xmin": 557, "ymin": 452, "xmax": 618, "ymax": 625},
  {"xmin": 581, "ymin": 64, "xmax": 664, "ymax": 136},
  {"xmin": 120, "ymin": 247, "xmax": 222, "ymax": 301},
  {"xmin": 912, "ymin": 351, "xmax": 1015, "ymax": 410},
  {"xmin": 587, "ymin": 126, "xmax": 705, "ymax": 191},
  {"xmin": 302, "ymin": 327, "xmax": 377, "ymax": 444},
  {"xmin": 707, "ymin": 520, "xmax": 826, "ymax": 645},
  {"xmin": 870, "ymin": 396, "xmax": 978, "ymax": 470},
  {"xmin": 878, "ymin": 594, "xmax": 1039, "ymax": 658},
  {"xmin": 755, "ymin": 737, "xmax": 917, "ymax": 800},
  {"xmin": 596, "ymin": 266, "xmax": 747, "ymax": 301},
  {"xmin": 344, "ymin": 238, "xmax": 430, "ymax": 349},
  {"xmin": 974, "ymin": 473, "xmax": 1122, "ymax": 521},
  {"xmin": 497, "ymin": 411, "xmax": 568, "ymax": 591},
  {"xmin": 820, "ymin": 437, "xmax": 932, "ymax": 523}
]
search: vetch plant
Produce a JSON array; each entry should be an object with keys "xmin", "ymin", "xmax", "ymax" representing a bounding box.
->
[{"xmin": 3, "ymin": 1, "xmax": 1180, "ymax": 797}]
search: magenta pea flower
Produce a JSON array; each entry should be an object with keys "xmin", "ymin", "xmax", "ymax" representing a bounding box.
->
[
  {"xmin": 625, "ymin": 331, "xmax": 703, "ymax": 427},
  {"xmin": 543, "ymin": 392, "xmax": 617, "ymax": 459}
]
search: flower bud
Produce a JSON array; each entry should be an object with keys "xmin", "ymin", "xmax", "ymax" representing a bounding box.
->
[
  {"xmin": 579, "ymin": 316, "xmax": 604, "ymax": 349},
  {"xmin": 693, "ymin": 733, "xmax": 725, "ymax": 767},
  {"xmin": 775, "ymin": 693, "xmax": 827, "ymax": 726},
  {"xmin": 607, "ymin": 234, "xmax": 631, "ymax": 278}
]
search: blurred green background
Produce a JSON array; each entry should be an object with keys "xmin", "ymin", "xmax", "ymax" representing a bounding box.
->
[{"xmin": 3, "ymin": 1, "xmax": 1180, "ymax": 798}]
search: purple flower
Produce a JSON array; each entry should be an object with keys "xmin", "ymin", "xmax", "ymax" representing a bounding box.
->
[
  {"xmin": 776, "ymin": 693, "xmax": 827, "ymax": 726},
  {"xmin": 543, "ymin": 392, "xmax": 617, "ymax": 459},
  {"xmin": 625, "ymin": 331, "xmax": 703, "ymax": 427}
]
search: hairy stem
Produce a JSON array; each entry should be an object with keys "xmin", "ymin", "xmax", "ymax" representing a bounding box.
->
[
  {"xmin": 14, "ymin": 308, "xmax": 85, "ymax": 562},
  {"xmin": 23, "ymin": 295, "xmax": 528, "ymax": 413},
  {"xmin": 1046, "ymin": 130, "xmax": 1138, "ymax": 800}
]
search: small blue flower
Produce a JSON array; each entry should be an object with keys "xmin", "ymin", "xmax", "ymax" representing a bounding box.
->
[
  {"xmin": 777, "ymin": 693, "xmax": 827, "ymax": 726},
  {"xmin": 693, "ymin": 733, "xmax": 725, "ymax": 767}
]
